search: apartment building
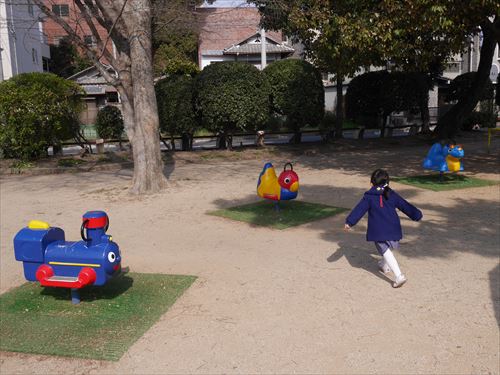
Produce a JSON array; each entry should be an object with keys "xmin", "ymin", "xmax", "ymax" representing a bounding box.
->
[
  {"xmin": 0, "ymin": 0, "xmax": 50, "ymax": 81},
  {"xmin": 41, "ymin": 0, "xmax": 109, "ymax": 50}
]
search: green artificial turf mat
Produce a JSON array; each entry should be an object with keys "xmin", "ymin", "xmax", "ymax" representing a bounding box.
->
[
  {"xmin": 393, "ymin": 174, "xmax": 499, "ymax": 191},
  {"xmin": 0, "ymin": 272, "xmax": 196, "ymax": 361},
  {"xmin": 208, "ymin": 200, "xmax": 347, "ymax": 229}
]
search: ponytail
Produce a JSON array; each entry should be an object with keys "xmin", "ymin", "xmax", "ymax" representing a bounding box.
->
[
  {"xmin": 371, "ymin": 168, "xmax": 391, "ymax": 200},
  {"xmin": 383, "ymin": 185, "xmax": 391, "ymax": 200}
]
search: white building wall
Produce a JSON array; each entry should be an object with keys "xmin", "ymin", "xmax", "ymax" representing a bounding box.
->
[
  {"xmin": 200, "ymin": 54, "xmax": 236, "ymax": 70},
  {"xmin": 200, "ymin": 53, "xmax": 284, "ymax": 70},
  {"xmin": 490, "ymin": 42, "xmax": 499, "ymax": 84},
  {"xmin": 324, "ymin": 85, "xmax": 348, "ymax": 112},
  {"xmin": 0, "ymin": 1, "xmax": 50, "ymax": 81},
  {"xmin": 442, "ymin": 35, "xmax": 492, "ymax": 81},
  {"xmin": 0, "ymin": 3, "xmax": 13, "ymax": 80}
]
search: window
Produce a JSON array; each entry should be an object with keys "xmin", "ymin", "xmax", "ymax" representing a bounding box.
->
[
  {"xmin": 32, "ymin": 48, "xmax": 38, "ymax": 65},
  {"xmin": 52, "ymin": 4, "xmax": 69, "ymax": 17},
  {"xmin": 84, "ymin": 35, "xmax": 96, "ymax": 46},
  {"xmin": 27, "ymin": 1, "xmax": 34, "ymax": 16},
  {"xmin": 106, "ymin": 92, "xmax": 119, "ymax": 103},
  {"xmin": 444, "ymin": 61, "xmax": 462, "ymax": 73},
  {"xmin": 52, "ymin": 36, "xmax": 66, "ymax": 46}
]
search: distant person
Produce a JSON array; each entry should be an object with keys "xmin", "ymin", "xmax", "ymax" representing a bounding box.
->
[{"xmin": 344, "ymin": 169, "xmax": 423, "ymax": 288}]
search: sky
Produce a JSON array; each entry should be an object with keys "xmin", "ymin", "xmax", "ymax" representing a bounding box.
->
[{"xmin": 201, "ymin": 0, "xmax": 255, "ymax": 7}]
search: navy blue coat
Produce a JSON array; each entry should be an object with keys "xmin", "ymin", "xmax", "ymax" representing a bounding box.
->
[{"xmin": 345, "ymin": 187, "xmax": 422, "ymax": 241}]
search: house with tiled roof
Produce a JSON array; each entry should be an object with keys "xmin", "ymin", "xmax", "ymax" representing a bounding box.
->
[
  {"xmin": 197, "ymin": 7, "xmax": 297, "ymax": 70},
  {"xmin": 68, "ymin": 66, "xmax": 119, "ymax": 126}
]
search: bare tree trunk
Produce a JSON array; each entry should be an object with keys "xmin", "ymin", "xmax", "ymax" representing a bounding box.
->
[
  {"xmin": 435, "ymin": 17, "xmax": 499, "ymax": 139},
  {"xmin": 378, "ymin": 109, "xmax": 386, "ymax": 138},
  {"xmin": 181, "ymin": 133, "xmax": 192, "ymax": 151},
  {"xmin": 217, "ymin": 134, "xmax": 226, "ymax": 149},
  {"xmin": 291, "ymin": 128, "xmax": 302, "ymax": 144},
  {"xmin": 33, "ymin": 0, "xmax": 167, "ymax": 194},
  {"xmin": 226, "ymin": 133, "xmax": 233, "ymax": 150},
  {"xmin": 160, "ymin": 137, "xmax": 170, "ymax": 150},
  {"xmin": 335, "ymin": 75, "xmax": 344, "ymax": 139},
  {"xmin": 119, "ymin": 87, "xmax": 135, "ymax": 145},
  {"xmin": 420, "ymin": 103, "xmax": 431, "ymax": 134},
  {"xmin": 127, "ymin": 0, "xmax": 166, "ymax": 194}
]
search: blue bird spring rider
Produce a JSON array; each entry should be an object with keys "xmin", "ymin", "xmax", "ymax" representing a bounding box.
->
[
  {"xmin": 14, "ymin": 211, "xmax": 122, "ymax": 304},
  {"xmin": 423, "ymin": 141, "xmax": 464, "ymax": 181}
]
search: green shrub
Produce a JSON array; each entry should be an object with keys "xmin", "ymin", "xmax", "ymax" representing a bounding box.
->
[
  {"xmin": 153, "ymin": 43, "xmax": 200, "ymax": 77},
  {"xmin": 264, "ymin": 115, "xmax": 285, "ymax": 132},
  {"xmin": 446, "ymin": 72, "xmax": 495, "ymax": 103},
  {"xmin": 445, "ymin": 73, "xmax": 496, "ymax": 131},
  {"xmin": 9, "ymin": 160, "xmax": 33, "ymax": 170},
  {"xmin": 49, "ymin": 36, "xmax": 92, "ymax": 78},
  {"xmin": 95, "ymin": 106, "xmax": 124, "ymax": 140},
  {"xmin": 346, "ymin": 71, "xmax": 431, "ymax": 127},
  {"xmin": 194, "ymin": 62, "xmax": 270, "ymax": 149},
  {"xmin": 155, "ymin": 74, "xmax": 199, "ymax": 150},
  {"xmin": 57, "ymin": 158, "xmax": 86, "ymax": 167},
  {"xmin": 462, "ymin": 110, "xmax": 497, "ymax": 130},
  {"xmin": 0, "ymin": 73, "xmax": 83, "ymax": 160},
  {"xmin": 263, "ymin": 59, "xmax": 324, "ymax": 143},
  {"xmin": 342, "ymin": 120, "xmax": 360, "ymax": 129},
  {"xmin": 153, "ymin": 30, "xmax": 200, "ymax": 77}
]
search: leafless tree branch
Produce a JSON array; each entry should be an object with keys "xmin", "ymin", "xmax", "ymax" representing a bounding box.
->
[{"xmin": 31, "ymin": 0, "xmax": 119, "ymax": 85}]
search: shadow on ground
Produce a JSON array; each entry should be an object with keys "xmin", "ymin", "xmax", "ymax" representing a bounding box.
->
[
  {"xmin": 163, "ymin": 152, "xmax": 176, "ymax": 180},
  {"xmin": 489, "ymin": 264, "xmax": 500, "ymax": 326},
  {"xmin": 211, "ymin": 181, "xmax": 499, "ymax": 324},
  {"xmin": 292, "ymin": 141, "xmax": 499, "ymax": 178},
  {"xmin": 40, "ymin": 273, "xmax": 134, "ymax": 302},
  {"xmin": 327, "ymin": 234, "xmax": 394, "ymax": 287}
]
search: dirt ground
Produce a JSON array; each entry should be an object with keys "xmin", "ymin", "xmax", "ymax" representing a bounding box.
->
[{"xmin": 1, "ymin": 134, "xmax": 499, "ymax": 374}]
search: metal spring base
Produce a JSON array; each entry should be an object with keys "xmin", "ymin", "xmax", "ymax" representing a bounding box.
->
[{"xmin": 71, "ymin": 288, "xmax": 81, "ymax": 304}]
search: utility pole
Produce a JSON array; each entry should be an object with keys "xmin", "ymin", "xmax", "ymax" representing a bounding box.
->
[
  {"xmin": 0, "ymin": 45, "xmax": 4, "ymax": 81},
  {"xmin": 260, "ymin": 28, "xmax": 266, "ymax": 70}
]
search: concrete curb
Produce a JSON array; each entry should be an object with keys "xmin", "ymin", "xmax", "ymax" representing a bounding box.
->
[{"xmin": 1, "ymin": 162, "xmax": 133, "ymax": 176}]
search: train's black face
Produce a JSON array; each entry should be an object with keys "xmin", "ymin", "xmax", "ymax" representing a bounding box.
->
[{"xmin": 103, "ymin": 247, "xmax": 122, "ymax": 275}]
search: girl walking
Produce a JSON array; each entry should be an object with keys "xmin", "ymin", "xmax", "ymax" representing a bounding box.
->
[{"xmin": 344, "ymin": 169, "xmax": 423, "ymax": 287}]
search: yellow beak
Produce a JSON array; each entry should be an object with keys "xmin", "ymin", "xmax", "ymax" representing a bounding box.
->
[{"xmin": 290, "ymin": 181, "xmax": 299, "ymax": 192}]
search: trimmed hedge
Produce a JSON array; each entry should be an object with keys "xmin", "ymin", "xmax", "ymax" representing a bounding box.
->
[
  {"xmin": 446, "ymin": 73, "xmax": 496, "ymax": 130},
  {"xmin": 95, "ymin": 105, "xmax": 124, "ymax": 140},
  {"xmin": 346, "ymin": 70, "xmax": 431, "ymax": 127},
  {"xmin": 263, "ymin": 59, "xmax": 324, "ymax": 142},
  {"xmin": 446, "ymin": 72, "xmax": 494, "ymax": 102},
  {"xmin": 0, "ymin": 73, "xmax": 83, "ymax": 160},
  {"xmin": 156, "ymin": 74, "xmax": 199, "ymax": 150},
  {"xmin": 194, "ymin": 62, "xmax": 270, "ymax": 149}
]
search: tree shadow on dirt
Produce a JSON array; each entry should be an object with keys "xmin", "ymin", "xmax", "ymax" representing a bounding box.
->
[
  {"xmin": 163, "ymin": 151, "xmax": 176, "ymax": 179},
  {"xmin": 1, "ymin": 170, "xmax": 133, "ymax": 193},
  {"xmin": 292, "ymin": 142, "xmax": 499, "ymax": 178},
  {"xmin": 489, "ymin": 264, "xmax": 500, "ymax": 327},
  {"xmin": 211, "ymin": 183, "xmax": 498, "ymax": 259},
  {"xmin": 211, "ymin": 182, "xmax": 499, "ymax": 323}
]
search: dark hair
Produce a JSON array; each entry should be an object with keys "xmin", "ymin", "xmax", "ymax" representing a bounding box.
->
[{"xmin": 371, "ymin": 169, "xmax": 391, "ymax": 200}]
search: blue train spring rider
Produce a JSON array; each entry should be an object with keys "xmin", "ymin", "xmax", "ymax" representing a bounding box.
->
[{"xmin": 14, "ymin": 211, "xmax": 122, "ymax": 304}]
